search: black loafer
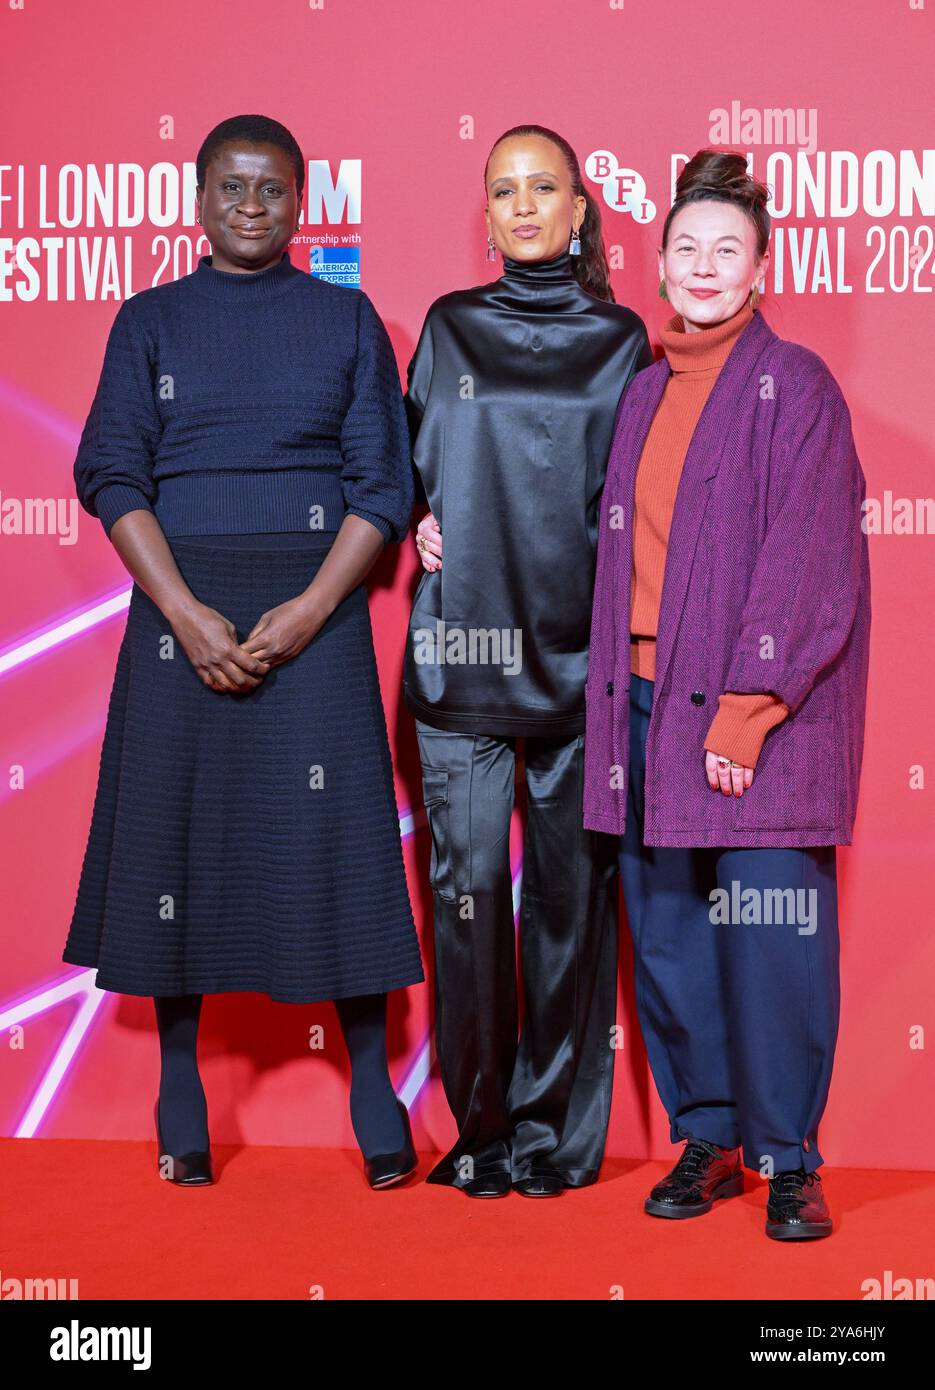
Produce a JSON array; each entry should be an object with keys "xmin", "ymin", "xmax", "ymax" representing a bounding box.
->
[
  {"xmin": 766, "ymin": 1168, "xmax": 832, "ymax": 1240},
  {"xmin": 462, "ymin": 1171, "xmax": 512, "ymax": 1198},
  {"xmin": 513, "ymin": 1171, "xmax": 565, "ymax": 1198},
  {"xmin": 364, "ymin": 1099, "xmax": 418, "ymax": 1189},
  {"xmin": 154, "ymin": 1098, "xmax": 213, "ymax": 1186},
  {"xmin": 644, "ymin": 1137, "xmax": 743, "ymax": 1218}
]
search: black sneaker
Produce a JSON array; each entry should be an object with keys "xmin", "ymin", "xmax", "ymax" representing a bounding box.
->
[
  {"xmin": 766, "ymin": 1167, "xmax": 832, "ymax": 1240},
  {"xmin": 644, "ymin": 1137, "xmax": 743, "ymax": 1218}
]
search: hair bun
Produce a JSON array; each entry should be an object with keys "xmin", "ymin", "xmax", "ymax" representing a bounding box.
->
[
  {"xmin": 677, "ymin": 150, "xmax": 765, "ymax": 197},
  {"xmin": 665, "ymin": 148, "xmax": 771, "ymax": 256}
]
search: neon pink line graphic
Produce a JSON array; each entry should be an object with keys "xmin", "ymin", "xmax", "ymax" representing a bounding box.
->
[
  {"xmin": 0, "ymin": 376, "xmax": 80, "ymax": 449},
  {"xmin": 0, "ymin": 588, "xmax": 131, "ymax": 677},
  {"xmin": 1, "ymin": 971, "xmax": 111, "ymax": 1137}
]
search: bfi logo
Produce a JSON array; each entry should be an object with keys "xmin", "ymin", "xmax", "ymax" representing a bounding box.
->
[{"xmin": 584, "ymin": 151, "xmax": 656, "ymax": 224}]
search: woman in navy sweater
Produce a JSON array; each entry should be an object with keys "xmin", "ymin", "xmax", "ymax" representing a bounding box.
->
[{"xmin": 63, "ymin": 114, "xmax": 423, "ymax": 1189}]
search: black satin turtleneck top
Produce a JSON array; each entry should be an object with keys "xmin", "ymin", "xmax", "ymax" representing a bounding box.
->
[{"xmin": 403, "ymin": 248, "xmax": 653, "ymax": 737}]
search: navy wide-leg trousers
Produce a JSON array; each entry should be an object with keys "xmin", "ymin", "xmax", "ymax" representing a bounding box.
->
[{"xmin": 619, "ymin": 674, "xmax": 841, "ymax": 1176}]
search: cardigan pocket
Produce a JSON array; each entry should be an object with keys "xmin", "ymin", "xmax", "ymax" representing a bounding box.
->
[
  {"xmin": 737, "ymin": 715, "xmax": 838, "ymax": 831},
  {"xmin": 421, "ymin": 766, "xmax": 457, "ymax": 902}
]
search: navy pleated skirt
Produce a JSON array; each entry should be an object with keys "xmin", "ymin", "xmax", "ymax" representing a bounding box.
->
[{"xmin": 62, "ymin": 531, "xmax": 424, "ymax": 1003}]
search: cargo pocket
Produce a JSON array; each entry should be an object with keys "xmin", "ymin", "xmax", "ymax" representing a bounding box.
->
[{"xmin": 421, "ymin": 766, "xmax": 456, "ymax": 902}]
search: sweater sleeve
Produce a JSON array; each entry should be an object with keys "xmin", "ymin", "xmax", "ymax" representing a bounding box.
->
[
  {"xmin": 703, "ymin": 691, "xmax": 790, "ymax": 767},
  {"xmin": 73, "ymin": 297, "xmax": 162, "ymax": 538},
  {"xmin": 338, "ymin": 291, "xmax": 414, "ymax": 544}
]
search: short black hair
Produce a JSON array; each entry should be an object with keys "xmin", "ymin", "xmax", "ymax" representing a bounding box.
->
[{"xmin": 196, "ymin": 115, "xmax": 305, "ymax": 200}]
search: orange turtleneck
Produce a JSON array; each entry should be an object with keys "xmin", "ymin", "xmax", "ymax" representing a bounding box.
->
[{"xmin": 629, "ymin": 301, "xmax": 789, "ymax": 769}]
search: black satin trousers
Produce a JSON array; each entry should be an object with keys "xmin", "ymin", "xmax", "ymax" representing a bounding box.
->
[{"xmin": 415, "ymin": 719, "xmax": 619, "ymax": 1187}]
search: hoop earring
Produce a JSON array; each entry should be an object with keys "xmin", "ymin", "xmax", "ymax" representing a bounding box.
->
[
  {"xmin": 569, "ymin": 225, "xmax": 581, "ymax": 256},
  {"xmin": 486, "ymin": 235, "xmax": 497, "ymax": 262},
  {"xmin": 658, "ymin": 277, "xmax": 668, "ymax": 300}
]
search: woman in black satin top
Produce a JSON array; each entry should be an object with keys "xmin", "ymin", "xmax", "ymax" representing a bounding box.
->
[{"xmin": 404, "ymin": 124, "xmax": 652, "ymax": 1199}]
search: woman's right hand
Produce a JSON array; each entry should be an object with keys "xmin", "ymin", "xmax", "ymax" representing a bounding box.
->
[
  {"xmin": 170, "ymin": 600, "xmax": 271, "ymax": 694},
  {"xmin": 416, "ymin": 511, "xmax": 442, "ymax": 571}
]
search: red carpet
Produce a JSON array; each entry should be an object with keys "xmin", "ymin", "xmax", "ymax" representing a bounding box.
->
[{"xmin": 2, "ymin": 1138, "xmax": 932, "ymax": 1300}]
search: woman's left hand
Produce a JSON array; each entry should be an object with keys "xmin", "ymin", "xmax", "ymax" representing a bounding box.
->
[
  {"xmin": 240, "ymin": 596, "xmax": 327, "ymax": 669},
  {"xmin": 705, "ymin": 751, "xmax": 755, "ymax": 797}
]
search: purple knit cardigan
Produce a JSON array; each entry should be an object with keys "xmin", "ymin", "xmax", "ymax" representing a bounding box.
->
[{"xmin": 583, "ymin": 309, "xmax": 871, "ymax": 847}]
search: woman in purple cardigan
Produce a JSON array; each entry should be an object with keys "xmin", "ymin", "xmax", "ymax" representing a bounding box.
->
[{"xmin": 584, "ymin": 150, "xmax": 870, "ymax": 1241}]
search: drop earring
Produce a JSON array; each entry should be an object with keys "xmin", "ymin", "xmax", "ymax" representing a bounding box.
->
[
  {"xmin": 569, "ymin": 225, "xmax": 581, "ymax": 256},
  {"xmin": 486, "ymin": 235, "xmax": 497, "ymax": 262}
]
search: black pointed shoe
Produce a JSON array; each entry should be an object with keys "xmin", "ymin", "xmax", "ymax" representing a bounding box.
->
[
  {"xmin": 154, "ymin": 1098, "xmax": 213, "ymax": 1186},
  {"xmin": 462, "ymin": 1170, "xmax": 512, "ymax": 1198},
  {"xmin": 513, "ymin": 1169, "xmax": 565, "ymax": 1198},
  {"xmin": 644, "ymin": 1137, "xmax": 743, "ymax": 1218},
  {"xmin": 364, "ymin": 1098, "xmax": 418, "ymax": 1189},
  {"xmin": 766, "ymin": 1168, "xmax": 832, "ymax": 1240}
]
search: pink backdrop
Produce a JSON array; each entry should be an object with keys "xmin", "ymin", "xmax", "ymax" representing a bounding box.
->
[{"xmin": 1, "ymin": 0, "xmax": 933, "ymax": 1171}]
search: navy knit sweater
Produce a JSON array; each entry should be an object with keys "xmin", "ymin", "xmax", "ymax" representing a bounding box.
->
[{"xmin": 73, "ymin": 252, "xmax": 414, "ymax": 543}]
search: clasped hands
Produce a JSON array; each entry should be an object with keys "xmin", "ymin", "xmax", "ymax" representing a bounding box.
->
[{"xmin": 172, "ymin": 592, "xmax": 327, "ymax": 694}]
